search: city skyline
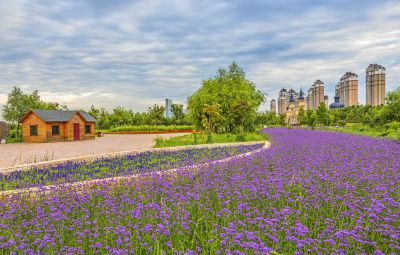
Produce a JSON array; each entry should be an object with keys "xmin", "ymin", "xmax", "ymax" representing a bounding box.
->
[{"xmin": 0, "ymin": 0, "xmax": 399, "ymax": 114}]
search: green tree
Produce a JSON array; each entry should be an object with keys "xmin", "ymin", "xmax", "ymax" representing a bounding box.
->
[
  {"xmin": 2, "ymin": 86, "xmax": 63, "ymax": 138},
  {"xmin": 88, "ymin": 105, "xmax": 101, "ymax": 120},
  {"xmin": 147, "ymin": 104, "xmax": 165, "ymax": 128},
  {"xmin": 110, "ymin": 107, "xmax": 134, "ymax": 127},
  {"xmin": 316, "ymin": 103, "xmax": 331, "ymax": 126},
  {"xmin": 298, "ymin": 106, "xmax": 307, "ymax": 125},
  {"xmin": 201, "ymin": 103, "xmax": 222, "ymax": 142},
  {"xmin": 171, "ymin": 104, "xmax": 185, "ymax": 125},
  {"xmin": 187, "ymin": 62, "xmax": 265, "ymax": 133},
  {"xmin": 306, "ymin": 109, "xmax": 317, "ymax": 129},
  {"xmin": 383, "ymin": 87, "xmax": 400, "ymax": 122}
]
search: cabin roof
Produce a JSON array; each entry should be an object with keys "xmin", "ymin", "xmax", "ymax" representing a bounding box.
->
[{"xmin": 20, "ymin": 110, "xmax": 96, "ymax": 123}]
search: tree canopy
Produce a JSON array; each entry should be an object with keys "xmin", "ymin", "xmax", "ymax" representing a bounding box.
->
[{"xmin": 187, "ymin": 62, "xmax": 265, "ymax": 133}]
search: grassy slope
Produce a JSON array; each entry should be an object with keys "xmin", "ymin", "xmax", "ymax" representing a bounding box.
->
[
  {"xmin": 154, "ymin": 132, "xmax": 268, "ymax": 148},
  {"xmin": 318, "ymin": 123, "xmax": 400, "ymax": 140}
]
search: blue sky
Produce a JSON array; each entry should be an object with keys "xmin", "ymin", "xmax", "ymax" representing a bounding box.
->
[{"xmin": 0, "ymin": 0, "xmax": 399, "ymax": 113}]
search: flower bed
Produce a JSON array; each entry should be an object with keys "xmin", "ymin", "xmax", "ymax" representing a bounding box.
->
[
  {"xmin": 0, "ymin": 144, "xmax": 263, "ymax": 191},
  {"xmin": 0, "ymin": 128, "xmax": 399, "ymax": 254}
]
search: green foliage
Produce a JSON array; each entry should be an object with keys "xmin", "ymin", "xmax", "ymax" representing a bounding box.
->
[
  {"xmin": 201, "ymin": 103, "xmax": 222, "ymax": 134},
  {"xmin": 99, "ymin": 125, "xmax": 195, "ymax": 133},
  {"xmin": 306, "ymin": 109, "xmax": 317, "ymax": 129},
  {"xmin": 316, "ymin": 103, "xmax": 331, "ymax": 126},
  {"xmin": 147, "ymin": 104, "xmax": 165, "ymax": 127},
  {"xmin": 2, "ymin": 86, "xmax": 67, "ymax": 139},
  {"xmin": 255, "ymin": 111, "xmax": 282, "ymax": 127},
  {"xmin": 297, "ymin": 106, "xmax": 307, "ymax": 125},
  {"xmin": 170, "ymin": 104, "xmax": 185, "ymax": 124},
  {"xmin": 154, "ymin": 132, "xmax": 268, "ymax": 148},
  {"xmin": 187, "ymin": 62, "xmax": 265, "ymax": 133}
]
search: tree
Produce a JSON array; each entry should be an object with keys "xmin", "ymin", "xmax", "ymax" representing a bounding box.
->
[
  {"xmin": 383, "ymin": 88, "xmax": 400, "ymax": 122},
  {"xmin": 306, "ymin": 109, "xmax": 317, "ymax": 129},
  {"xmin": 171, "ymin": 104, "xmax": 185, "ymax": 125},
  {"xmin": 88, "ymin": 105, "xmax": 101, "ymax": 120},
  {"xmin": 109, "ymin": 107, "xmax": 134, "ymax": 127},
  {"xmin": 316, "ymin": 103, "xmax": 331, "ymax": 126},
  {"xmin": 2, "ymin": 86, "xmax": 63, "ymax": 138},
  {"xmin": 202, "ymin": 103, "xmax": 222, "ymax": 132},
  {"xmin": 147, "ymin": 104, "xmax": 165, "ymax": 127},
  {"xmin": 187, "ymin": 62, "xmax": 265, "ymax": 133},
  {"xmin": 298, "ymin": 106, "xmax": 307, "ymax": 125}
]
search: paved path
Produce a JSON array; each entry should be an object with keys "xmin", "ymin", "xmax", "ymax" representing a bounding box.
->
[{"xmin": 0, "ymin": 134, "xmax": 185, "ymax": 169}]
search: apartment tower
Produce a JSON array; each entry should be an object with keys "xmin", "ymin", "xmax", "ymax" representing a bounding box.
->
[
  {"xmin": 278, "ymin": 88, "xmax": 288, "ymax": 114},
  {"xmin": 366, "ymin": 64, "xmax": 386, "ymax": 106},
  {"xmin": 311, "ymin": 80, "xmax": 325, "ymax": 109},
  {"xmin": 270, "ymin": 99, "xmax": 276, "ymax": 113},
  {"xmin": 337, "ymin": 72, "xmax": 358, "ymax": 106}
]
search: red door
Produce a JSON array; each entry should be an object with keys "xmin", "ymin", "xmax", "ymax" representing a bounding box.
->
[{"xmin": 73, "ymin": 123, "xmax": 80, "ymax": 140}]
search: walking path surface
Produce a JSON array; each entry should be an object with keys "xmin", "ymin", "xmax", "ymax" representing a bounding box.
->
[{"xmin": 0, "ymin": 134, "xmax": 185, "ymax": 169}]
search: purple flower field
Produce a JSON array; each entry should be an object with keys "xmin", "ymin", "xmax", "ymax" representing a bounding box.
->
[{"xmin": 1, "ymin": 128, "xmax": 399, "ymax": 254}]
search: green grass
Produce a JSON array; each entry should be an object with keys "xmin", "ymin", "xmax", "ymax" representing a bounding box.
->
[
  {"xmin": 154, "ymin": 132, "xmax": 268, "ymax": 148},
  {"xmin": 98, "ymin": 125, "xmax": 196, "ymax": 133},
  {"xmin": 318, "ymin": 123, "xmax": 400, "ymax": 140}
]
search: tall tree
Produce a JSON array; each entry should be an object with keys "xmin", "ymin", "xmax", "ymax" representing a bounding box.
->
[
  {"xmin": 147, "ymin": 104, "xmax": 165, "ymax": 127},
  {"xmin": 2, "ymin": 87, "xmax": 63, "ymax": 138},
  {"xmin": 298, "ymin": 106, "xmax": 307, "ymax": 125},
  {"xmin": 187, "ymin": 62, "xmax": 265, "ymax": 133},
  {"xmin": 171, "ymin": 104, "xmax": 185, "ymax": 125},
  {"xmin": 316, "ymin": 103, "xmax": 331, "ymax": 126}
]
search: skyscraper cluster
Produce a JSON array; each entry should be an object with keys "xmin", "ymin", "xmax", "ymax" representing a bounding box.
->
[{"xmin": 270, "ymin": 63, "xmax": 387, "ymax": 115}]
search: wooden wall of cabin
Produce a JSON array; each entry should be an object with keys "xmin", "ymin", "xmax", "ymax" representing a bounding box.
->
[{"xmin": 21, "ymin": 113, "xmax": 47, "ymax": 143}]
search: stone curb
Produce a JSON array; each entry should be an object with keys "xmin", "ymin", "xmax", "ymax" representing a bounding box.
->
[{"xmin": 0, "ymin": 141, "xmax": 270, "ymax": 196}]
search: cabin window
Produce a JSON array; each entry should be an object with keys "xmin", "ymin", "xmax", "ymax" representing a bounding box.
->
[
  {"xmin": 30, "ymin": 125, "xmax": 38, "ymax": 136},
  {"xmin": 52, "ymin": 125, "xmax": 60, "ymax": 135},
  {"xmin": 85, "ymin": 124, "xmax": 91, "ymax": 134}
]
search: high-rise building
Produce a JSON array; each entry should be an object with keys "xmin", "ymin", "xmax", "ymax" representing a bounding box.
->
[
  {"xmin": 278, "ymin": 88, "xmax": 288, "ymax": 114},
  {"xmin": 306, "ymin": 87, "xmax": 313, "ymax": 110},
  {"xmin": 165, "ymin": 98, "xmax": 173, "ymax": 118},
  {"xmin": 336, "ymin": 72, "xmax": 358, "ymax": 107},
  {"xmin": 306, "ymin": 80, "xmax": 325, "ymax": 109},
  {"xmin": 366, "ymin": 64, "xmax": 386, "ymax": 106},
  {"xmin": 324, "ymin": 95, "xmax": 329, "ymax": 106},
  {"xmin": 270, "ymin": 99, "xmax": 276, "ymax": 113}
]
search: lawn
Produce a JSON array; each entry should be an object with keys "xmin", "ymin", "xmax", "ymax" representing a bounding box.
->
[
  {"xmin": 154, "ymin": 132, "xmax": 268, "ymax": 148},
  {"xmin": 318, "ymin": 123, "xmax": 400, "ymax": 140},
  {"xmin": 0, "ymin": 128, "xmax": 399, "ymax": 254}
]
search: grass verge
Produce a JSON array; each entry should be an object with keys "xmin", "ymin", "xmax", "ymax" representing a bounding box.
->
[
  {"xmin": 98, "ymin": 125, "xmax": 195, "ymax": 133},
  {"xmin": 154, "ymin": 132, "xmax": 268, "ymax": 148},
  {"xmin": 317, "ymin": 123, "xmax": 400, "ymax": 140}
]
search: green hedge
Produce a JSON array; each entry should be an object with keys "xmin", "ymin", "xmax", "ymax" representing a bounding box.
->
[{"xmin": 99, "ymin": 125, "xmax": 196, "ymax": 133}]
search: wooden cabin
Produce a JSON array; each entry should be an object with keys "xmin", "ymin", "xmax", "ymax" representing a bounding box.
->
[{"xmin": 20, "ymin": 109, "xmax": 96, "ymax": 143}]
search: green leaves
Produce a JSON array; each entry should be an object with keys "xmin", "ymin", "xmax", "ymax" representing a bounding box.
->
[{"xmin": 188, "ymin": 62, "xmax": 265, "ymax": 133}]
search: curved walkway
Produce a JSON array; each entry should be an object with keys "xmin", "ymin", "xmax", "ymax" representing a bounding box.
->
[
  {"xmin": 0, "ymin": 141, "xmax": 270, "ymax": 196},
  {"xmin": 0, "ymin": 133, "xmax": 185, "ymax": 170}
]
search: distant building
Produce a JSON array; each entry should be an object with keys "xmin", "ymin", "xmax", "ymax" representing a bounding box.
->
[
  {"xmin": 165, "ymin": 98, "xmax": 173, "ymax": 118},
  {"xmin": 286, "ymin": 88, "xmax": 306, "ymax": 125},
  {"xmin": 324, "ymin": 95, "xmax": 329, "ymax": 106},
  {"xmin": 336, "ymin": 72, "xmax": 358, "ymax": 107},
  {"xmin": 278, "ymin": 88, "xmax": 288, "ymax": 114},
  {"xmin": 329, "ymin": 96, "xmax": 345, "ymax": 109},
  {"xmin": 270, "ymin": 99, "xmax": 276, "ymax": 113},
  {"xmin": 306, "ymin": 80, "xmax": 325, "ymax": 110},
  {"xmin": 366, "ymin": 64, "xmax": 386, "ymax": 106}
]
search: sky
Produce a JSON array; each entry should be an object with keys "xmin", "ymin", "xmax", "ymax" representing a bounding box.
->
[{"xmin": 0, "ymin": 0, "xmax": 399, "ymax": 115}]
